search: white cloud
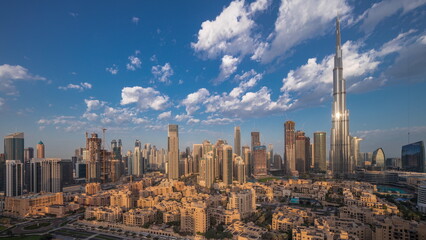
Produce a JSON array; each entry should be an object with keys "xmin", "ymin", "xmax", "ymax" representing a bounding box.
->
[
  {"xmin": 132, "ymin": 16, "xmax": 140, "ymax": 24},
  {"xmin": 191, "ymin": 0, "xmax": 270, "ymax": 58},
  {"xmin": 82, "ymin": 112, "xmax": 98, "ymax": 121},
  {"xmin": 37, "ymin": 116, "xmax": 86, "ymax": 132},
  {"xmin": 106, "ymin": 64, "xmax": 119, "ymax": 75},
  {"xmin": 69, "ymin": 12, "xmax": 79, "ymax": 17},
  {"xmin": 59, "ymin": 82, "xmax": 92, "ymax": 91},
  {"xmin": 0, "ymin": 97, "xmax": 4, "ymax": 109},
  {"xmin": 158, "ymin": 111, "xmax": 172, "ymax": 120},
  {"xmin": 187, "ymin": 118, "xmax": 201, "ymax": 124},
  {"xmin": 254, "ymin": 0, "xmax": 351, "ymax": 63},
  {"xmin": 201, "ymin": 117, "xmax": 239, "ymax": 125},
  {"xmin": 132, "ymin": 117, "xmax": 149, "ymax": 124},
  {"xmin": 175, "ymin": 114, "xmax": 191, "ymax": 122},
  {"xmin": 0, "ymin": 64, "xmax": 46, "ymax": 95},
  {"xmin": 84, "ymin": 99, "xmax": 106, "ymax": 111},
  {"xmin": 181, "ymin": 88, "xmax": 210, "ymax": 115},
  {"xmin": 229, "ymin": 69, "xmax": 262, "ymax": 98},
  {"xmin": 126, "ymin": 51, "xmax": 142, "ymax": 71},
  {"xmin": 121, "ymin": 86, "xmax": 170, "ymax": 111},
  {"xmin": 215, "ymin": 55, "xmax": 240, "ymax": 84},
  {"xmin": 151, "ymin": 63, "xmax": 174, "ymax": 84},
  {"xmin": 359, "ymin": 0, "xmax": 426, "ymax": 33},
  {"xmin": 150, "ymin": 55, "xmax": 158, "ymax": 62},
  {"xmin": 204, "ymin": 86, "xmax": 291, "ymax": 118}
]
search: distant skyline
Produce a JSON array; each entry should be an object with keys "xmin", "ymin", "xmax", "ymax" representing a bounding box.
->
[{"xmin": 1, "ymin": 0, "xmax": 426, "ymax": 158}]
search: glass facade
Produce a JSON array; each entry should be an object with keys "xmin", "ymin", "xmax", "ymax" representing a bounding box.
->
[{"xmin": 401, "ymin": 141, "xmax": 425, "ymax": 172}]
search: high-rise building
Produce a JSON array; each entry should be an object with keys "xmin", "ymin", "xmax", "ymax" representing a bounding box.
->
[
  {"xmin": 198, "ymin": 151, "xmax": 214, "ymax": 188},
  {"xmin": 273, "ymin": 154, "xmax": 283, "ymax": 170},
  {"xmin": 234, "ymin": 126, "xmax": 241, "ymax": 157},
  {"xmin": 41, "ymin": 158, "xmax": 62, "ymax": 193},
  {"xmin": 228, "ymin": 189, "xmax": 256, "ymax": 219},
  {"xmin": 251, "ymin": 132, "xmax": 260, "ymax": 150},
  {"xmin": 313, "ymin": 132, "xmax": 327, "ymax": 172},
  {"xmin": 133, "ymin": 140, "xmax": 143, "ymax": 177},
  {"xmin": 30, "ymin": 158, "xmax": 42, "ymax": 193},
  {"xmin": 372, "ymin": 148, "xmax": 385, "ymax": 170},
  {"xmin": 37, "ymin": 141, "xmax": 45, "ymax": 158},
  {"xmin": 60, "ymin": 159, "xmax": 73, "ymax": 186},
  {"xmin": 295, "ymin": 131, "xmax": 307, "ymax": 174},
  {"xmin": 236, "ymin": 156, "xmax": 246, "ymax": 184},
  {"xmin": 3, "ymin": 132, "xmax": 24, "ymax": 193},
  {"xmin": 193, "ymin": 144, "xmax": 203, "ymax": 174},
  {"xmin": 24, "ymin": 147, "xmax": 34, "ymax": 192},
  {"xmin": 168, "ymin": 124, "xmax": 179, "ymax": 180},
  {"xmin": 330, "ymin": 18, "xmax": 351, "ymax": 177},
  {"xmin": 418, "ymin": 181, "xmax": 426, "ymax": 213},
  {"xmin": 4, "ymin": 132, "xmax": 24, "ymax": 162},
  {"xmin": 401, "ymin": 141, "xmax": 425, "ymax": 172},
  {"xmin": 86, "ymin": 133, "xmax": 102, "ymax": 182},
  {"xmin": 284, "ymin": 121, "xmax": 296, "ymax": 175},
  {"xmin": 6, "ymin": 160, "xmax": 23, "ymax": 196},
  {"xmin": 222, "ymin": 145, "xmax": 233, "ymax": 185},
  {"xmin": 253, "ymin": 145, "xmax": 267, "ymax": 176},
  {"xmin": 242, "ymin": 146, "xmax": 251, "ymax": 177},
  {"xmin": 351, "ymin": 137, "xmax": 362, "ymax": 168},
  {"xmin": 268, "ymin": 144, "xmax": 273, "ymax": 171}
]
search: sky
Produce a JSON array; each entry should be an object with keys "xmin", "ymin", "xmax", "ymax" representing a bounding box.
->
[{"xmin": 0, "ymin": 0, "xmax": 425, "ymax": 159}]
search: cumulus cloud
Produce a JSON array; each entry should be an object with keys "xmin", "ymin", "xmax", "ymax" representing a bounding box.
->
[
  {"xmin": 181, "ymin": 88, "xmax": 210, "ymax": 115},
  {"xmin": 0, "ymin": 97, "xmax": 4, "ymax": 109},
  {"xmin": 151, "ymin": 63, "xmax": 174, "ymax": 84},
  {"xmin": 59, "ymin": 82, "xmax": 92, "ymax": 91},
  {"xmin": 359, "ymin": 0, "xmax": 426, "ymax": 33},
  {"xmin": 121, "ymin": 86, "xmax": 170, "ymax": 111},
  {"xmin": 106, "ymin": 64, "xmax": 119, "ymax": 75},
  {"xmin": 230, "ymin": 70, "xmax": 262, "ymax": 98},
  {"xmin": 158, "ymin": 111, "xmax": 172, "ymax": 120},
  {"xmin": 84, "ymin": 99, "xmax": 106, "ymax": 112},
  {"xmin": 254, "ymin": 0, "xmax": 352, "ymax": 63},
  {"xmin": 191, "ymin": 0, "xmax": 271, "ymax": 58},
  {"xmin": 126, "ymin": 51, "xmax": 142, "ymax": 71},
  {"xmin": 215, "ymin": 55, "xmax": 240, "ymax": 84},
  {"xmin": 0, "ymin": 64, "xmax": 46, "ymax": 95}
]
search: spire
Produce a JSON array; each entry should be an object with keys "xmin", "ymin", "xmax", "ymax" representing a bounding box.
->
[{"xmin": 336, "ymin": 17, "xmax": 341, "ymax": 49}]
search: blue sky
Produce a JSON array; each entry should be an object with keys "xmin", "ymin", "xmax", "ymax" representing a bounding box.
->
[{"xmin": 0, "ymin": 0, "xmax": 425, "ymax": 159}]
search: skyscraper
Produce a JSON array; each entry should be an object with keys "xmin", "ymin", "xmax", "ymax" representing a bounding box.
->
[
  {"xmin": 401, "ymin": 141, "xmax": 425, "ymax": 172},
  {"xmin": 295, "ymin": 131, "xmax": 307, "ymax": 174},
  {"xmin": 284, "ymin": 121, "xmax": 296, "ymax": 175},
  {"xmin": 251, "ymin": 132, "xmax": 260, "ymax": 150},
  {"xmin": 234, "ymin": 126, "xmax": 241, "ymax": 157},
  {"xmin": 193, "ymin": 144, "xmax": 203, "ymax": 174},
  {"xmin": 253, "ymin": 145, "xmax": 267, "ymax": 176},
  {"xmin": 6, "ymin": 160, "xmax": 23, "ymax": 196},
  {"xmin": 86, "ymin": 133, "xmax": 102, "ymax": 182},
  {"xmin": 168, "ymin": 124, "xmax": 179, "ymax": 180},
  {"xmin": 242, "ymin": 146, "xmax": 251, "ymax": 177},
  {"xmin": 37, "ymin": 141, "xmax": 45, "ymax": 158},
  {"xmin": 30, "ymin": 158, "xmax": 42, "ymax": 193},
  {"xmin": 330, "ymin": 18, "xmax": 351, "ymax": 177},
  {"xmin": 222, "ymin": 145, "xmax": 233, "ymax": 185},
  {"xmin": 313, "ymin": 132, "xmax": 327, "ymax": 172},
  {"xmin": 372, "ymin": 148, "xmax": 385, "ymax": 170},
  {"xmin": 133, "ymin": 140, "xmax": 143, "ymax": 177},
  {"xmin": 3, "ymin": 132, "xmax": 24, "ymax": 192},
  {"xmin": 351, "ymin": 136, "xmax": 362, "ymax": 168},
  {"xmin": 4, "ymin": 132, "xmax": 24, "ymax": 163},
  {"xmin": 41, "ymin": 158, "xmax": 62, "ymax": 193}
]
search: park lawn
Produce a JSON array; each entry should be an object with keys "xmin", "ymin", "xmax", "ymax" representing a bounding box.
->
[{"xmin": 258, "ymin": 177, "xmax": 279, "ymax": 182}]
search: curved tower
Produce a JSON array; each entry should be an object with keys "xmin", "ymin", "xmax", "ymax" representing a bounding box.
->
[{"xmin": 330, "ymin": 18, "xmax": 351, "ymax": 177}]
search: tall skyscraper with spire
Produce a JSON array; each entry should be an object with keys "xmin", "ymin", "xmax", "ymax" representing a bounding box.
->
[{"xmin": 330, "ymin": 17, "xmax": 351, "ymax": 177}]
